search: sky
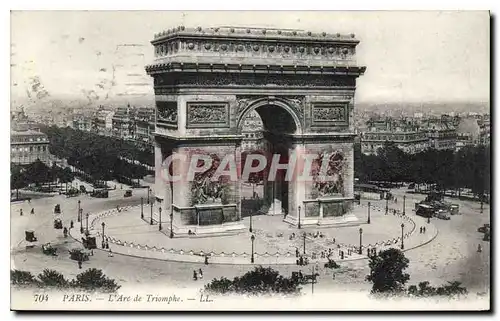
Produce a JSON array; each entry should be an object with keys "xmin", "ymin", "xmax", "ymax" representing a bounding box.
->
[{"xmin": 10, "ymin": 11, "xmax": 490, "ymax": 108}]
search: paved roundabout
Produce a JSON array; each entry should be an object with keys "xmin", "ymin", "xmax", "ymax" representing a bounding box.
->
[{"xmin": 69, "ymin": 199, "xmax": 437, "ymax": 265}]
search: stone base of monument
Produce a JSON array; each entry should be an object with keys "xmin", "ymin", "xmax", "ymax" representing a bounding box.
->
[
  {"xmin": 168, "ymin": 203, "xmax": 247, "ymax": 238},
  {"xmin": 283, "ymin": 213, "xmax": 360, "ymax": 227},
  {"xmin": 166, "ymin": 222, "xmax": 247, "ymax": 238},
  {"xmin": 264, "ymin": 199, "xmax": 285, "ymax": 216}
]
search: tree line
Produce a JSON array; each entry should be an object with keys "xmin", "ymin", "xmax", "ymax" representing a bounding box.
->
[
  {"xmin": 354, "ymin": 142, "xmax": 490, "ymax": 198},
  {"xmin": 39, "ymin": 126, "xmax": 154, "ymax": 184}
]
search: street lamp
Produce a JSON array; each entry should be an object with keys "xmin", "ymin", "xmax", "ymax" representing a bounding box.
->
[
  {"xmin": 150, "ymin": 200, "xmax": 153, "ymax": 225},
  {"xmin": 141, "ymin": 197, "xmax": 144, "ymax": 219},
  {"xmin": 367, "ymin": 202, "xmax": 371, "ymax": 224},
  {"xmin": 249, "ymin": 210, "xmax": 253, "ymax": 233},
  {"xmin": 298, "ymin": 205, "xmax": 302, "ymax": 229},
  {"xmin": 359, "ymin": 228, "xmax": 363, "ymax": 255},
  {"xmin": 77, "ymin": 200, "xmax": 81, "ymax": 222},
  {"xmin": 400, "ymin": 223, "xmax": 405, "ymax": 250},
  {"xmin": 101, "ymin": 222, "xmax": 106, "ymax": 248},
  {"xmin": 147, "ymin": 186, "xmax": 150, "ymax": 204},
  {"xmin": 85, "ymin": 213, "xmax": 89, "ymax": 235},
  {"xmin": 303, "ymin": 232, "xmax": 307, "ymax": 255},
  {"xmin": 403, "ymin": 195, "xmax": 406, "ymax": 215},
  {"xmin": 80, "ymin": 208, "xmax": 84, "ymax": 234},
  {"xmin": 169, "ymin": 207, "xmax": 174, "ymax": 238},
  {"xmin": 159, "ymin": 207, "xmax": 162, "ymax": 231},
  {"xmin": 250, "ymin": 234, "xmax": 255, "ymax": 263}
]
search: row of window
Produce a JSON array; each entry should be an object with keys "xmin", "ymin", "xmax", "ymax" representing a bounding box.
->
[
  {"xmin": 11, "ymin": 136, "xmax": 47, "ymax": 143},
  {"xmin": 11, "ymin": 146, "xmax": 47, "ymax": 152}
]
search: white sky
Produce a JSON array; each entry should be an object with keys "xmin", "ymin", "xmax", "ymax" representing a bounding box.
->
[{"xmin": 10, "ymin": 11, "xmax": 490, "ymax": 105}]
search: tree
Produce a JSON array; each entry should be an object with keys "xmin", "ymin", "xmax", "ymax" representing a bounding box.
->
[
  {"xmin": 205, "ymin": 266, "xmax": 301, "ymax": 296},
  {"xmin": 366, "ymin": 248, "xmax": 410, "ymax": 294},
  {"xmin": 72, "ymin": 268, "xmax": 120, "ymax": 292},
  {"xmin": 11, "ymin": 270, "xmax": 36, "ymax": 285},
  {"xmin": 37, "ymin": 269, "xmax": 68, "ymax": 288}
]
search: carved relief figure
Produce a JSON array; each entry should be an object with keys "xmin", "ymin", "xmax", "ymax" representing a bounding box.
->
[
  {"xmin": 188, "ymin": 104, "xmax": 228, "ymax": 126},
  {"xmin": 156, "ymin": 102, "xmax": 178, "ymax": 123},
  {"xmin": 313, "ymin": 105, "xmax": 346, "ymax": 122},
  {"xmin": 190, "ymin": 154, "xmax": 231, "ymax": 205},
  {"xmin": 310, "ymin": 151, "xmax": 345, "ymax": 197}
]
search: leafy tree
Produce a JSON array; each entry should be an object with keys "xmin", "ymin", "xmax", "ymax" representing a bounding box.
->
[
  {"xmin": 205, "ymin": 266, "xmax": 301, "ymax": 296},
  {"xmin": 366, "ymin": 248, "xmax": 410, "ymax": 294},
  {"xmin": 37, "ymin": 269, "xmax": 68, "ymax": 288},
  {"xmin": 11, "ymin": 270, "xmax": 36, "ymax": 285},
  {"xmin": 72, "ymin": 268, "xmax": 120, "ymax": 292}
]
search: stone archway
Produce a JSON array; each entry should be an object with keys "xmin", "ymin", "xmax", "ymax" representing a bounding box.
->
[{"xmin": 146, "ymin": 26, "xmax": 366, "ymax": 236}]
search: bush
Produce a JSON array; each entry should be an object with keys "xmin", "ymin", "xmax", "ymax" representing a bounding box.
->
[
  {"xmin": 37, "ymin": 269, "xmax": 68, "ymax": 288},
  {"xmin": 11, "ymin": 270, "xmax": 37, "ymax": 285},
  {"xmin": 73, "ymin": 268, "xmax": 120, "ymax": 292},
  {"xmin": 407, "ymin": 281, "xmax": 468, "ymax": 297},
  {"xmin": 205, "ymin": 266, "xmax": 301, "ymax": 296}
]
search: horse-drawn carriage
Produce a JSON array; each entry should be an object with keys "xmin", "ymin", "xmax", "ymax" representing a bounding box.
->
[
  {"xmin": 82, "ymin": 235, "xmax": 97, "ymax": 249},
  {"xmin": 69, "ymin": 248, "xmax": 90, "ymax": 261},
  {"xmin": 25, "ymin": 230, "xmax": 37, "ymax": 242},
  {"xmin": 53, "ymin": 218, "xmax": 63, "ymax": 229},
  {"xmin": 41, "ymin": 243, "xmax": 57, "ymax": 256},
  {"xmin": 54, "ymin": 204, "xmax": 61, "ymax": 214},
  {"xmin": 124, "ymin": 190, "xmax": 133, "ymax": 198}
]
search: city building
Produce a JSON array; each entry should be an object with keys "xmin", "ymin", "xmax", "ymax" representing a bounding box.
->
[
  {"xmin": 72, "ymin": 114, "xmax": 92, "ymax": 132},
  {"xmin": 135, "ymin": 107, "xmax": 155, "ymax": 148},
  {"xmin": 424, "ymin": 120, "xmax": 457, "ymax": 150},
  {"xmin": 92, "ymin": 108, "xmax": 115, "ymax": 136},
  {"xmin": 112, "ymin": 104, "xmax": 136, "ymax": 140},
  {"xmin": 11, "ymin": 129, "xmax": 50, "ymax": 165},
  {"xmin": 360, "ymin": 117, "xmax": 429, "ymax": 155}
]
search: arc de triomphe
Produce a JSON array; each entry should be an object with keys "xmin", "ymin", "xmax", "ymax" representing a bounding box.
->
[{"xmin": 145, "ymin": 26, "xmax": 366, "ymax": 236}]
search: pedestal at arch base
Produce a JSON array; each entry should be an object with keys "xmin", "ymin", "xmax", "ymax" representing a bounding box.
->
[{"xmin": 284, "ymin": 197, "xmax": 360, "ymax": 228}]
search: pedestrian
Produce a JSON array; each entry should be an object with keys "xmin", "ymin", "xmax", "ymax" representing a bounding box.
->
[
  {"xmin": 78, "ymin": 260, "xmax": 82, "ymax": 269},
  {"xmin": 198, "ymin": 268, "xmax": 203, "ymax": 280},
  {"xmin": 20, "ymin": 209, "xmax": 23, "ymax": 216},
  {"xmin": 423, "ymin": 227, "xmax": 426, "ymax": 234},
  {"xmin": 420, "ymin": 227, "xmax": 423, "ymax": 234},
  {"xmin": 30, "ymin": 208, "xmax": 34, "ymax": 215},
  {"xmin": 477, "ymin": 244, "xmax": 482, "ymax": 253},
  {"xmin": 91, "ymin": 249, "xmax": 94, "ymax": 256},
  {"xmin": 333, "ymin": 238, "xmax": 336, "ymax": 244},
  {"xmin": 193, "ymin": 270, "xmax": 198, "ymax": 281},
  {"xmin": 70, "ymin": 220, "xmax": 74, "ymax": 229},
  {"xmin": 204, "ymin": 255, "xmax": 209, "ymax": 265},
  {"xmin": 105, "ymin": 241, "xmax": 109, "ymax": 249},
  {"xmin": 332, "ymin": 272, "xmax": 336, "ymax": 280},
  {"xmin": 340, "ymin": 251, "xmax": 344, "ymax": 260},
  {"xmin": 108, "ymin": 249, "xmax": 113, "ymax": 257}
]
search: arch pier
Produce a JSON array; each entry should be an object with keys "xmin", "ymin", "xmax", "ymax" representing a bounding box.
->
[{"xmin": 145, "ymin": 26, "xmax": 366, "ymax": 236}]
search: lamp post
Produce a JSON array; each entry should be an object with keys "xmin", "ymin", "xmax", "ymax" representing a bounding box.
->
[
  {"xmin": 147, "ymin": 186, "xmax": 150, "ymax": 204},
  {"xmin": 158, "ymin": 207, "xmax": 162, "ymax": 231},
  {"xmin": 85, "ymin": 213, "xmax": 89, "ymax": 235},
  {"xmin": 141, "ymin": 197, "xmax": 144, "ymax": 219},
  {"xmin": 367, "ymin": 202, "xmax": 371, "ymax": 224},
  {"xmin": 249, "ymin": 210, "xmax": 253, "ymax": 233},
  {"xmin": 101, "ymin": 222, "xmax": 106, "ymax": 248},
  {"xmin": 250, "ymin": 234, "xmax": 255, "ymax": 263},
  {"xmin": 401, "ymin": 223, "xmax": 405, "ymax": 250},
  {"xmin": 169, "ymin": 207, "xmax": 174, "ymax": 238},
  {"xmin": 427, "ymin": 215, "xmax": 430, "ymax": 224},
  {"xmin": 150, "ymin": 201, "xmax": 153, "ymax": 225},
  {"xmin": 80, "ymin": 208, "xmax": 84, "ymax": 234},
  {"xmin": 298, "ymin": 205, "xmax": 302, "ymax": 229},
  {"xmin": 403, "ymin": 195, "xmax": 406, "ymax": 215},
  {"xmin": 77, "ymin": 200, "xmax": 81, "ymax": 222},
  {"xmin": 303, "ymin": 232, "xmax": 306, "ymax": 255},
  {"xmin": 359, "ymin": 228, "xmax": 363, "ymax": 255}
]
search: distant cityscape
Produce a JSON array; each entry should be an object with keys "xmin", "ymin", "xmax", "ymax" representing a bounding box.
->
[{"xmin": 10, "ymin": 101, "xmax": 490, "ymax": 166}]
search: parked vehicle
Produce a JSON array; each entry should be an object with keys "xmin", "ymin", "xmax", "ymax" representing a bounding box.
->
[
  {"xmin": 434, "ymin": 210, "xmax": 451, "ymax": 220},
  {"xmin": 69, "ymin": 248, "xmax": 89, "ymax": 261},
  {"xmin": 90, "ymin": 189, "xmax": 109, "ymax": 198},
  {"xmin": 124, "ymin": 190, "xmax": 133, "ymax": 198},
  {"xmin": 54, "ymin": 204, "xmax": 61, "ymax": 214},
  {"xmin": 42, "ymin": 243, "xmax": 57, "ymax": 256}
]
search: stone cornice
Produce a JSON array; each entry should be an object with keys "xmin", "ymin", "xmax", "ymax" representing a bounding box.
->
[
  {"xmin": 152, "ymin": 26, "xmax": 359, "ymax": 45},
  {"xmin": 145, "ymin": 62, "xmax": 366, "ymax": 76}
]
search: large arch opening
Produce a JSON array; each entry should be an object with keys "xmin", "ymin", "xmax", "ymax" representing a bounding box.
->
[{"xmin": 239, "ymin": 101, "xmax": 301, "ymax": 219}]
